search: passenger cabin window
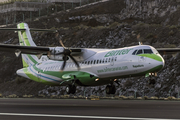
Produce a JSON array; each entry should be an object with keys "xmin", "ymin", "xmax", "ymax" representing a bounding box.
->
[
  {"xmin": 105, "ymin": 58, "xmax": 108, "ymax": 63},
  {"xmin": 94, "ymin": 60, "xmax": 96, "ymax": 64},
  {"xmin": 91, "ymin": 60, "xmax": 93, "ymax": 64},
  {"xmin": 115, "ymin": 57, "xmax": 117, "ymax": 61},
  {"xmin": 102, "ymin": 59, "xmax": 104, "ymax": 63}
]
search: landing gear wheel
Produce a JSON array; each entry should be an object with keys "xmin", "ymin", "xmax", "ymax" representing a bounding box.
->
[
  {"xmin": 111, "ymin": 85, "xmax": 116, "ymax": 94},
  {"xmin": 71, "ymin": 85, "xmax": 76, "ymax": 94},
  {"xmin": 66, "ymin": 85, "xmax": 72, "ymax": 94},
  {"xmin": 148, "ymin": 79, "xmax": 156, "ymax": 85},
  {"xmin": 106, "ymin": 85, "xmax": 116, "ymax": 94},
  {"xmin": 66, "ymin": 85, "xmax": 76, "ymax": 94},
  {"xmin": 106, "ymin": 85, "xmax": 111, "ymax": 94}
]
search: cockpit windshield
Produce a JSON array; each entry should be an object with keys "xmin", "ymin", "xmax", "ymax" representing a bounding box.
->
[
  {"xmin": 132, "ymin": 49, "xmax": 153, "ymax": 55},
  {"xmin": 151, "ymin": 48, "xmax": 159, "ymax": 54}
]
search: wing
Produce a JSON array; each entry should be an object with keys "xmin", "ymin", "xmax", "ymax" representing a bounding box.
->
[
  {"xmin": 0, "ymin": 44, "xmax": 49, "ymax": 55},
  {"xmin": 0, "ymin": 44, "xmax": 82, "ymax": 57},
  {"xmin": 156, "ymin": 48, "xmax": 180, "ymax": 54}
]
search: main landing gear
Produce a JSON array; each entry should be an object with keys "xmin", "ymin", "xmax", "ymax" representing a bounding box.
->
[
  {"xmin": 66, "ymin": 84, "xmax": 76, "ymax": 94},
  {"xmin": 106, "ymin": 84, "xmax": 116, "ymax": 94}
]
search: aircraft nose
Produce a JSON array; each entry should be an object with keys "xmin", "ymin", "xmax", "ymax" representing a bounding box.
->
[
  {"xmin": 16, "ymin": 68, "xmax": 28, "ymax": 78},
  {"xmin": 159, "ymin": 54, "xmax": 165, "ymax": 68},
  {"xmin": 155, "ymin": 54, "xmax": 165, "ymax": 71}
]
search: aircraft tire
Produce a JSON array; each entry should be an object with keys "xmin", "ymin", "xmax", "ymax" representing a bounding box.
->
[
  {"xmin": 148, "ymin": 79, "xmax": 156, "ymax": 85},
  {"xmin": 106, "ymin": 85, "xmax": 116, "ymax": 94},
  {"xmin": 66, "ymin": 85, "xmax": 72, "ymax": 94},
  {"xmin": 106, "ymin": 85, "xmax": 111, "ymax": 94},
  {"xmin": 111, "ymin": 85, "xmax": 116, "ymax": 94},
  {"xmin": 151, "ymin": 79, "xmax": 156, "ymax": 85},
  {"xmin": 71, "ymin": 85, "xmax": 76, "ymax": 94}
]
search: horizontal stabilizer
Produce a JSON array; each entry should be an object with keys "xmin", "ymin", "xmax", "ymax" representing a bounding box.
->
[
  {"xmin": 30, "ymin": 29, "xmax": 57, "ymax": 32},
  {"xmin": 0, "ymin": 28, "xmax": 56, "ymax": 32},
  {"xmin": 0, "ymin": 28, "xmax": 26, "ymax": 31},
  {"xmin": 0, "ymin": 44, "xmax": 50, "ymax": 55}
]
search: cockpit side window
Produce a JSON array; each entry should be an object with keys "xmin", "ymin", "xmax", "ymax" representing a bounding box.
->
[
  {"xmin": 144, "ymin": 49, "xmax": 153, "ymax": 54},
  {"xmin": 132, "ymin": 50, "xmax": 137, "ymax": 55},
  {"xmin": 136, "ymin": 49, "xmax": 143, "ymax": 55}
]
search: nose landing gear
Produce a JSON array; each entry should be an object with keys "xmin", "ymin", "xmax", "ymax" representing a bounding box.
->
[
  {"xmin": 148, "ymin": 79, "xmax": 156, "ymax": 85},
  {"xmin": 148, "ymin": 73, "xmax": 157, "ymax": 85}
]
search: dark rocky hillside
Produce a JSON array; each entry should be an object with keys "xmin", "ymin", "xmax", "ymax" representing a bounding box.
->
[{"xmin": 0, "ymin": 0, "xmax": 180, "ymax": 97}]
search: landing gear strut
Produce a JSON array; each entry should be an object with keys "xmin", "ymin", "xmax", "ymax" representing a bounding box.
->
[
  {"xmin": 148, "ymin": 78, "xmax": 156, "ymax": 85},
  {"xmin": 106, "ymin": 84, "xmax": 116, "ymax": 94},
  {"xmin": 148, "ymin": 73, "xmax": 157, "ymax": 85},
  {"xmin": 66, "ymin": 85, "xmax": 76, "ymax": 94}
]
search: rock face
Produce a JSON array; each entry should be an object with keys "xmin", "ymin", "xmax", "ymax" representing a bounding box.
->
[{"xmin": 1, "ymin": 0, "xmax": 180, "ymax": 97}]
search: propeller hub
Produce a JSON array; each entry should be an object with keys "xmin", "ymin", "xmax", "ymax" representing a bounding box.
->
[{"xmin": 64, "ymin": 49, "xmax": 71, "ymax": 55}]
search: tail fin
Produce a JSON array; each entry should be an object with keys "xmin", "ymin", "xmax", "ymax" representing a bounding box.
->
[{"xmin": 17, "ymin": 23, "xmax": 39, "ymax": 67}]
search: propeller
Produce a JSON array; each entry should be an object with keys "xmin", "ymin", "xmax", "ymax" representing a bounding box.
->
[{"xmin": 55, "ymin": 32, "xmax": 80, "ymax": 71}]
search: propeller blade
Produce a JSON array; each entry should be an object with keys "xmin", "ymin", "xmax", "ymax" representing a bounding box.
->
[
  {"xmin": 55, "ymin": 32, "xmax": 59, "ymax": 38},
  {"xmin": 59, "ymin": 39, "xmax": 66, "ymax": 49},
  {"xmin": 60, "ymin": 55, "xmax": 67, "ymax": 72},
  {"xmin": 69, "ymin": 54, "xmax": 80, "ymax": 70}
]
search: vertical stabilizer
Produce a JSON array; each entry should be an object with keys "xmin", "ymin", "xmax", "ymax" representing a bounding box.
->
[{"xmin": 17, "ymin": 23, "xmax": 39, "ymax": 67}]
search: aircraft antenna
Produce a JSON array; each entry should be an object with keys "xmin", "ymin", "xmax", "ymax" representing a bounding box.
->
[{"xmin": 137, "ymin": 34, "xmax": 143, "ymax": 45}]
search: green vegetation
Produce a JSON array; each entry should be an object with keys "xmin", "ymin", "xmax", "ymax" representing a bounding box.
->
[
  {"xmin": 108, "ymin": 22, "xmax": 120, "ymax": 28},
  {"xmin": 164, "ymin": 44, "xmax": 176, "ymax": 48},
  {"xmin": 169, "ymin": 25, "xmax": 177, "ymax": 29},
  {"xmin": 146, "ymin": 33, "xmax": 154, "ymax": 39},
  {"xmin": 15, "ymin": 76, "xmax": 26, "ymax": 84},
  {"xmin": 169, "ymin": 30, "xmax": 175, "ymax": 36}
]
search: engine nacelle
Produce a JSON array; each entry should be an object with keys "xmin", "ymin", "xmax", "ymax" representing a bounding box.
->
[{"xmin": 47, "ymin": 47, "xmax": 64, "ymax": 61}]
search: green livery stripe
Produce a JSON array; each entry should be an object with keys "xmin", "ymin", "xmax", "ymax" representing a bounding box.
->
[
  {"xmin": 23, "ymin": 68, "xmax": 59, "ymax": 86},
  {"xmin": 18, "ymin": 23, "xmax": 31, "ymax": 46},
  {"xmin": 27, "ymin": 55, "xmax": 38, "ymax": 64},
  {"xmin": 22, "ymin": 31, "xmax": 31, "ymax": 46},
  {"xmin": 23, "ymin": 67, "xmax": 38, "ymax": 82},
  {"xmin": 22, "ymin": 58, "xmax": 29, "ymax": 67},
  {"xmin": 32, "ymin": 65, "xmax": 100, "ymax": 86},
  {"xmin": 138, "ymin": 54, "xmax": 163, "ymax": 62},
  {"xmin": 17, "ymin": 23, "xmax": 38, "ymax": 66},
  {"xmin": 33, "ymin": 65, "xmax": 62, "ymax": 78}
]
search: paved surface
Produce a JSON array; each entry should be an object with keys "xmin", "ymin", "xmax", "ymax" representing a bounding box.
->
[{"xmin": 0, "ymin": 98, "xmax": 180, "ymax": 120}]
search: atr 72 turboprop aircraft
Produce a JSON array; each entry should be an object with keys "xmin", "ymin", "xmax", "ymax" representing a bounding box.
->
[{"xmin": 0, "ymin": 23, "xmax": 179, "ymax": 94}]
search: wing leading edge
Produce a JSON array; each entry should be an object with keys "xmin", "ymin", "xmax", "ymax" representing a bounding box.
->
[
  {"xmin": 157, "ymin": 48, "xmax": 180, "ymax": 54},
  {"xmin": 0, "ymin": 44, "xmax": 82, "ymax": 56}
]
